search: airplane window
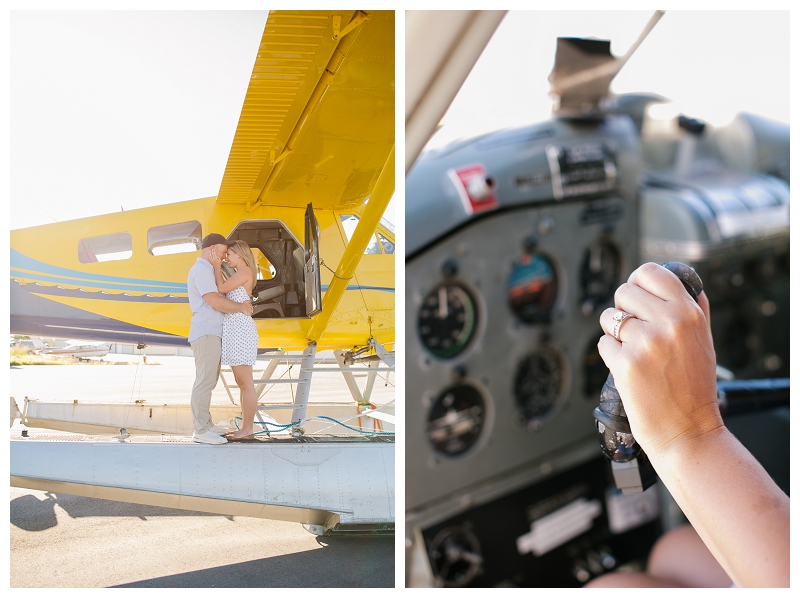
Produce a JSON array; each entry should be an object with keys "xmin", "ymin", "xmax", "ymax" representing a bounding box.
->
[
  {"xmin": 251, "ymin": 247, "xmax": 275, "ymax": 280},
  {"xmin": 365, "ymin": 236, "xmax": 382, "ymax": 254},
  {"xmin": 147, "ymin": 221, "xmax": 202, "ymax": 256},
  {"xmin": 378, "ymin": 233, "xmax": 395, "ymax": 254},
  {"xmin": 340, "ymin": 214, "xmax": 382, "ymax": 254},
  {"xmin": 380, "ymin": 217, "xmax": 395, "ymax": 233},
  {"xmin": 78, "ymin": 232, "xmax": 132, "ymax": 263},
  {"xmin": 340, "ymin": 214, "xmax": 358, "ymax": 239}
]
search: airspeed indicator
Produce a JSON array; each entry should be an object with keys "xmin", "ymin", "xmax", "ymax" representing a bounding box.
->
[{"xmin": 418, "ymin": 283, "xmax": 477, "ymax": 359}]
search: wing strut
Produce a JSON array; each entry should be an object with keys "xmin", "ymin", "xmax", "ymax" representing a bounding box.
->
[
  {"xmin": 405, "ymin": 10, "xmax": 507, "ymax": 173},
  {"xmin": 307, "ymin": 146, "xmax": 395, "ymax": 342}
]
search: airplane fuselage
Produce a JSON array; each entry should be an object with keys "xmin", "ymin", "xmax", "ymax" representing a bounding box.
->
[{"xmin": 11, "ymin": 196, "xmax": 395, "ymax": 350}]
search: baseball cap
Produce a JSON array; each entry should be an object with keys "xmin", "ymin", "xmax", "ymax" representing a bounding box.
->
[{"xmin": 201, "ymin": 233, "xmax": 234, "ymax": 248}]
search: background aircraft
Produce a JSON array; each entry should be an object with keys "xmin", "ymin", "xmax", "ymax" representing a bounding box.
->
[
  {"xmin": 405, "ymin": 10, "xmax": 788, "ymax": 587},
  {"xmin": 10, "ymin": 337, "xmax": 46, "ymax": 354},
  {"xmin": 41, "ymin": 340, "xmax": 111, "ymax": 360}
]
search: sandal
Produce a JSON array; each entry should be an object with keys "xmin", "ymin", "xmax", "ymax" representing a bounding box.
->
[{"xmin": 225, "ymin": 433, "xmax": 256, "ymax": 442}]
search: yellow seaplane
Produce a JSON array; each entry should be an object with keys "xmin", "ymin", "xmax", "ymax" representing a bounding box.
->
[{"xmin": 11, "ymin": 10, "xmax": 395, "ymax": 535}]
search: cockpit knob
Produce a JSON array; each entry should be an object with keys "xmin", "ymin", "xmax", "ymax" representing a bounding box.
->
[
  {"xmin": 466, "ymin": 176, "xmax": 496, "ymax": 201},
  {"xmin": 523, "ymin": 234, "xmax": 539, "ymax": 254},
  {"xmin": 442, "ymin": 259, "xmax": 459, "ymax": 278}
]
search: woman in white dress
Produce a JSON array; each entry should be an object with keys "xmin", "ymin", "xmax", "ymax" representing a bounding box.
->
[{"xmin": 210, "ymin": 240, "xmax": 259, "ymax": 440}]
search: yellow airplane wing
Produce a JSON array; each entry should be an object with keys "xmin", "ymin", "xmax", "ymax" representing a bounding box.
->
[{"xmin": 216, "ymin": 10, "xmax": 394, "ymax": 212}]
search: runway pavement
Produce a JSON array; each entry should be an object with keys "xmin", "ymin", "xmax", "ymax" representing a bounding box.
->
[
  {"xmin": 9, "ymin": 353, "xmax": 395, "ymax": 588},
  {"xmin": 10, "ymin": 352, "xmax": 395, "ymax": 405},
  {"xmin": 10, "ymin": 487, "xmax": 393, "ymax": 588}
]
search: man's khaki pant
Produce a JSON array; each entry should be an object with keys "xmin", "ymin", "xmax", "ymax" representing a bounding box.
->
[{"xmin": 190, "ymin": 334, "xmax": 221, "ymax": 433}]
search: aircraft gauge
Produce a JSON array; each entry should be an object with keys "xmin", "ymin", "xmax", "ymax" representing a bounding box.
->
[
  {"xmin": 426, "ymin": 384, "xmax": 485, "ymax": 456},
  {"xmin": 514, "ymin": 347, "xmax": 564, "ymax": 424},
  {"xmin": 580, "ymin": 241, "xmax": 621, "ymax": 313},
  {"xmin": 418, "ymin": 283, "xmax": 478, "ymax": 359},
  {"xmin": 427, "ymin": 525, "xmax": 483, "ymax": 587},
  {"xmin": 507, "ymin": 254, "xmax": 557, "ymax": 324}
]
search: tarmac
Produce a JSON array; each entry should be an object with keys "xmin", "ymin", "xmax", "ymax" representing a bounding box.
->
[{"xmin": 9, "ymin": 353, "xmax": 395, "ymax": 588}]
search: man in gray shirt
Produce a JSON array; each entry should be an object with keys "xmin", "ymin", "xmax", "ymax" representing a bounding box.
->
[{"xmin": 188, "ymin": 233, "xmax": 253, "ymax": 444}]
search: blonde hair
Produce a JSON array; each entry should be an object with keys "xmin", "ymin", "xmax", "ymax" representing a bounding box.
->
[{"xmin": 225, "ymin": 240, "xmax": 257, "ymax": 293}]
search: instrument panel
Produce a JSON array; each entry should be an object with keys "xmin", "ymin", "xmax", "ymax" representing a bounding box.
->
[
  {"xmin": 405, "ymin": 115, "xmax": 646, "ymax": 587},
  {"xmin": 405, "ymin": 114, "xmax": 648, "ymax": 587},
  {"xmin": 406, "ymin": 197, "xmax": 634, "ymax": 510}
]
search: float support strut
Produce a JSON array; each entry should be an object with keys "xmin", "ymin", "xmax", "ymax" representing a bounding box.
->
[{"xmin": 291, "ymin": 342, "xmax": 317, "ymax": 435}]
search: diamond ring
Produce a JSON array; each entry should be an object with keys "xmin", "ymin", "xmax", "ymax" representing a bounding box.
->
[{"xmin": 612, "ymin": 310, "xmax": 635, "ymax": 341}]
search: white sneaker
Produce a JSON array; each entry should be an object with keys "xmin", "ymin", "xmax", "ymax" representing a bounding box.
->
[
  {"xmin": 193, "ymin": 429, "xmax": 228, "ymax": 445},
  {"xmin": 208, "ymin": 424, "xmax": 228, "ymax": 435}
]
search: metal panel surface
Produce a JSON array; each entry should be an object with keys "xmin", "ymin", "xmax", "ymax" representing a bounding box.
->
[
  {"xmin": 11, "ymin": 436, "xmax": 394, "ymax": 525},
  {"xmin": 405, "ymin": 115, "xmax": 642, "ymax": 512}
]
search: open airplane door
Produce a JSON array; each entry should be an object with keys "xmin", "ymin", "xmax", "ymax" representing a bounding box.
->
[{"xmin": 304, "ymin": 203, "xmax": 322, "ymax": 316}]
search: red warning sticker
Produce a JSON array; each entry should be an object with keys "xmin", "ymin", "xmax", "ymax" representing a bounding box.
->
[{"xmin": 448, "ymin": 164, "xmax": 499, "ymax": 215}]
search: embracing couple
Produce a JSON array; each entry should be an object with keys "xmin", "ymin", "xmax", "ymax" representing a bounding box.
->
[{"xmin": 187, "ymin": 233, "xmax": 261, "ymax": 444}]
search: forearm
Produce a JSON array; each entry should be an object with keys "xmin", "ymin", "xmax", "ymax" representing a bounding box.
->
[
  {"xmin": 650, "ymin": 427, "xmax": 789, "ymax": 588},
  {"xmin": 205, "ymin": 294, "xmax": 244, "ymax": 314},
  {"xmin": 213, "ymin": 267, "xmax": 225, "ymax": 291}
]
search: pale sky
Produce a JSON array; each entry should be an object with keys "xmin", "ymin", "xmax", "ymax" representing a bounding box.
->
[
  {"xmin": 7, "ymin": 10, "xmax": 789, "ymax": 229},
  {"xmin": 10, "ymin": 10, "xmax": 395, "ymax": 230},
  {"xmin": 427, "ymin": 10, "xmax": 789, "ymax": 150}
]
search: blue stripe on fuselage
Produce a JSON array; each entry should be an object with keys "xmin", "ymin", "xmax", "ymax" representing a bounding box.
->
[
  {"xmin": 10, "ymin": 269, "xmax": 188, "ymax": 295},
  {"xmin": 320, "ymin": 284, "xmax": 394, "ymax": 293},
  {"xmin": 10, "ymin": 249, "xmax": 187, "ymax": 291},
  {"xmin": 11, "ymin": 250, "xmax": 394, "ymax": 296},
  {"xmin": 15, "ymin": 281, "xmax": 189, "ymax": 303}
]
